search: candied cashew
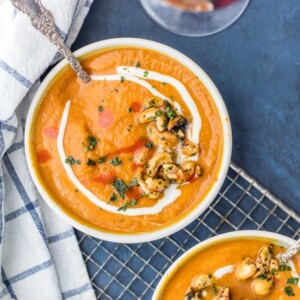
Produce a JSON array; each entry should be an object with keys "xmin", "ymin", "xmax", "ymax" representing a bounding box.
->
[
  {"xmin": 145, "ymin": 97, "xmax": 166, "ymax": 109},
  {"xmin": 213, "ymin": 286, "xmax": 230, "ymax": 300},
  {"xmin": 138, "ymin": 107, "xmax": 167, "ymax": 132},
  {"xmin": 145, "ymin": 177, "xmax": 169, "ymax": 192},
  {"xmin": 146, "ymin": 152, "xmax": 174, "ymax": 178},
  {"xmin": 191, "ymin": 274, "xmax": 212, "ymax": 290},
  {"xmin": 182, "ymin": 140, "xmax": 199, "ymax": 156},
  {"xmin": 135, "ymin": 168, "xmax": 160, "ymax": 199},
  {"xmin": 251, "ymin": 274, "xmax": 274, "ymax": 296},
  {"xmin": 167, "ymin": 115, "xmax": 187, "ymax": 132},
  {"xmin": 134, "ymin": 147, "xmax": 153, "ymax": 166},
  {"xmin": 147, "ymin": 123, "xmax": 178, "ymax": 148},
  {"xmin": 236, "ymin": 257, "xmax": 257, "ymax": 280},
  {"xmin": 175, "ymin": 160, "xmax": 196, "ymax": 184},
  {"xmin": 161, "ymin": 163, "xmax": 180, "ymax": 181}
]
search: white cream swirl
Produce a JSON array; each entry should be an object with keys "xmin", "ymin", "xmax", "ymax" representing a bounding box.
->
[{"xmin": 58, "ymin": 67, "xmax": 202, "ymax": 215}]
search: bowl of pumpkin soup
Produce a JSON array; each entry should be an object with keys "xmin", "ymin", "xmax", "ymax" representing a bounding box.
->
[
  {"xmin": 153, "ymin": 231, "xmax": 300, "ymax": 299},
  {"xmin": 25, "ymin": 38, "xmax": 231, "ymax": 243}
]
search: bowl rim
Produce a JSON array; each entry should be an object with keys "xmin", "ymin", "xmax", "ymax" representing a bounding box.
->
[
  {"xmin": 24, "ymin": 38, "xmax": 232, "ymax": 243},
  {"xmin": 152, "ymin": 230, "xmax": 296, "ymax": 299}
]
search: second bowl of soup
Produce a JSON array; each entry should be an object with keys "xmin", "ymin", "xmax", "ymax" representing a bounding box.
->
[{"xmin": 154, "ymin": 231, "xmax": 300, "ymax": 299}]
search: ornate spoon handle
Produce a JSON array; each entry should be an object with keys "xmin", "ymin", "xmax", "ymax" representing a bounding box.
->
[
  {"xmin": 11, "ymin": 0, "xmax": 91, "ymax": 83},
  {"xmin": 278, "ymin": 238, "xmax": 300, "ymax": 264}
]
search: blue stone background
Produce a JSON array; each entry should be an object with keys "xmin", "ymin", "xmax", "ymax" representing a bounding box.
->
[{"xmin": 73, "ymin": 0, "xmax": 300, "ymax": 215}]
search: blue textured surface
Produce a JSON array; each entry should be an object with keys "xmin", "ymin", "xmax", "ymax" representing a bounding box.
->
[
  {"xmin": 73, "ymin": 0, "xmax": 300, "ymax": 214},
  {"xmin": 76, "ymin": 164, "xmax": 300, "ymax": 299}
]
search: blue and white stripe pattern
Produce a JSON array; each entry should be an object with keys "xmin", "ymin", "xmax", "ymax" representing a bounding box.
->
[{"xmin": 0, "ymin": 0, "xmax": 95, "ymax": 299}]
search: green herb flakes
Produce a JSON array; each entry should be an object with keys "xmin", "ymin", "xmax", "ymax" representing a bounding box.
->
[
  {"xmin": 135, "ymin": 62, "xmax": 141, "ymax": 68},
  {"xmin": 145, "ymin": 142, "xmax": 154, "ymax": 149},
  {"xmin": 129, "ymin": 178, "xmax": 139, "ymax": 187},
  {"xmin": 110, "ymin": 157, "xmax": 122, "ymax": 166},
  {"xmin": 128, "ymin": 107, "xmax": 133, "ymax": 113},
  {"xmin": 120, "ymin": 76, "xmax": 125, "ymax": 83},
  {"xmin": 162, "ymin": 82, "xmax": 167, "ymax": 86},
  {"xmin": 287, "ymin": 277, "xmax": 299, "ymax": 285},
  {"xmin": 279, "ymin": 265, "xmax": 292, "ymax": 272},
  {"xmin": 65, "ymin": 156, "xmax": 81, "ymax": 165},
  {"xmin": 98, "ymin": 106, "xmax": 104, "ymax": 112},
  {"xmin": 165, "ymin": 106, "xmax": 177, "ymax": 120},
  {"xmin": 86, "ymin": 158, "xmax": 96, "ymax": 166},
  {"xmin": 112, "ymin": 179, "xmax": 128, "ymax": 199},
  {"xmin": 284, "ymin": 286, "xmax": 295, "ymax": 296},
  {"xmin": 117, "ymin": 202, "xmax": 129, "ymax": 212},
  {"xmin": 109, "ymin": 193, "xmax": 117, "ymax": 202},
  {"xmin": 84, "ymin": 136, "xmax": 98, "ymax": 151},
  {"xmin": 143, "ymin": 70, "xmax": 149, "ymax": 77},
  {"xmin": 98, "ymin": 155, "xmax": 107, "ymax": 164}
]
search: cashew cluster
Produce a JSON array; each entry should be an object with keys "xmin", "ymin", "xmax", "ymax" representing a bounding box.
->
[
  {"xmin": 132, "ymin": 97, "xmax": 203, "ymax": 198},
  {"xmin": 186, "ymin": 273, "xmax": 230, "ymax": 300},
  {"xmin": 141, "ymin": 97, "xmax": 199, "ymax": 152},
  {"xmin": 235, "ymin": 244, "xmax": 279, "ymax": 296}
]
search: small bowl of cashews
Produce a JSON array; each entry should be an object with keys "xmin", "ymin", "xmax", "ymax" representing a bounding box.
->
[{"xmin": 153, "ymin": 230, "xmax": 300, "ymax": 299}]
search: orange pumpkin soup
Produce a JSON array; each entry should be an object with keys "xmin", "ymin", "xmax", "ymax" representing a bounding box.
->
[
  {"xmin": 157, "ymin": 238, "xmax": 300, "ymax": 299},
  {"xmin": 29, "ymin": 47, "xmax": 223, "ymax": 234}
]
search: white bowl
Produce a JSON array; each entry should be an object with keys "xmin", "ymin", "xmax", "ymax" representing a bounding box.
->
[
  {"xmin": 153, "ymin": 230, "xmax": 296, "ymax": 299},
  {"xmin": 25, "ymin": 38, "xmax": 232, "ymax": 243}
]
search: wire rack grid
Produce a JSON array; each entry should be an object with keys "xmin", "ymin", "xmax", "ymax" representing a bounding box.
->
[{"xmin": 76, "ymin": 162, "xmax": 300, "ymax": 300}]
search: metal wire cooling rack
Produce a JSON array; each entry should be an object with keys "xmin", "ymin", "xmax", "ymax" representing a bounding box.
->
[{"xmin": 75, "ymin": 162, "xmax": 300, "ymax": 300}]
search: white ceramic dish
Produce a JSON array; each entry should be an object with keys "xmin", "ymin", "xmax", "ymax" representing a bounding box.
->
[
  {"xmin": 152, "ymin": 230, "xmax": 296, "ymax": 299},
  {"xmin": 24, "ymin": 38, "xmax": 232, "ymax": 243}
]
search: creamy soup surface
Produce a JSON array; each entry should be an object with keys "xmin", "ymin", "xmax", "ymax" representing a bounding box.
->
[
  {"xmin": 157, "ymin": 238, "xmax": 300, "ymax": 300},
  {"xmin": 30, "ymin": 47, "xmax": 224, "ymax": 233}
]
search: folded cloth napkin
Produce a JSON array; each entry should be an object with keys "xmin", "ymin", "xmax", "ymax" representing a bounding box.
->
[{"xmin": 0, "ymin": 0, "xmax": 96, "ymax": 299}]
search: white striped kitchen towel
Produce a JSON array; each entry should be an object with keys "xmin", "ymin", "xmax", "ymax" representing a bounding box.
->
[{"xmin": 0, "ymin": 0, "xmax": 96, "ymax": 299}]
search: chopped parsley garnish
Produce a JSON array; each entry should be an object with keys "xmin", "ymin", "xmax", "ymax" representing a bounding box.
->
[
  {"xmin": 165, "ymin": 106, "xmax": 177, "ymax": 120},
  {"xmin": 155, "ymin": 110, "xmax": 163, "ymax": 117},
  {"xmin": 98, "ymin": 155, "xmax": 107, "ymax": 164},
  {"xmin": 65, "ymin": 156, "xmax": 81, "ymax": 165},
  {"xmin": 279, "ymin": 265, "xmax": 292, "ymax": 272},
  {"xmin": 117, "ymin": 203, "xmax": 129, "ymax": 212},
  {"xmin": 128, "ymin": 107, "xmax": 133, "ymax": 113},
  {"xmin": 117, "ymin": 198, "xmax": 137, "ymax": 212},
  {"xmin": 257, "ymin": 273, "xmax": 267, "ymax": 280},
  {"xmin": 287, "ymin": 277, "xmax": 299, "ymax": 285},
  {"xmin": 98, "ymin": 106, "xmax": 104, "ymax": 112},
  {"xmin": 86, "ymin": 158, "xmax": 96, "ymax": 166},
  {"xmin": 120, "ymin": 76, "xmax": 125, "ymax": 83},
  {"xmin": 130, "ymin": 198, "xmax": 137, "ymax": 206},
  {"xmin": 284, "ymin": 286, "xmax": 295, "ymax": 296},
  {"xmin": 145, "ymin": 142, "xmax": 154, "ymax": 149},
  {"xmin": 112, "ymin": 178, "xmax": 128, "ymax": 199},
  {"xmin": 135, "ymin": 61, "xmax": 141, "ymax": 68},
  {"xmin": 110, "ymin": 156, "xmax": 122, "ymax": 166},
  {"xmin": 109, "ymin": 193, "xmax": 117, "ymax": 202},
  {"xmin": 129, "ymin": 178, "xmax": 139, "ymax": 187},
  {"xmin": 162, "ymin": 82, "xmax": 167, "ymax": 86},
  {"xmin": 84, "ymin": 136, "xmax": 98, "ymax": 151},
  {"xmin": 143, "ymin": 70, "xmax": 149, "ymax": 77}
]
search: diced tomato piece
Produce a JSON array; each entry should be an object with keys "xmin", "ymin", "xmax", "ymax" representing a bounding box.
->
[
  {"xmin": 43, "ymin": 127, "xmax": 58, "ymax": 138},
  {"xmin": 131, "ymin": 101, "xmax": 142, "ymax": 112},
  {"xmin": 125, "ymin": 187, "xmax": 142, "ymax": 200},
  {"xmin": 93, "ymin": 172, "xmax": 116, "ymax": 184},
  {"xmin": 37, "ymin": 149, "xmax": 52, "ymax": 163},
  {"xmin": 98, "ymin": 109, "xmax": 114, "ymax": 128}
]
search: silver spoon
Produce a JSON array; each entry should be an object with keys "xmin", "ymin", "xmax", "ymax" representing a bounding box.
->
[
  {"xmin": 11, "ymin": 0, "xmax": 91, "ymax": 83},
  {"xmin": 278, "ymin": 238, "xmax": 300, "ymax": 264}
]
